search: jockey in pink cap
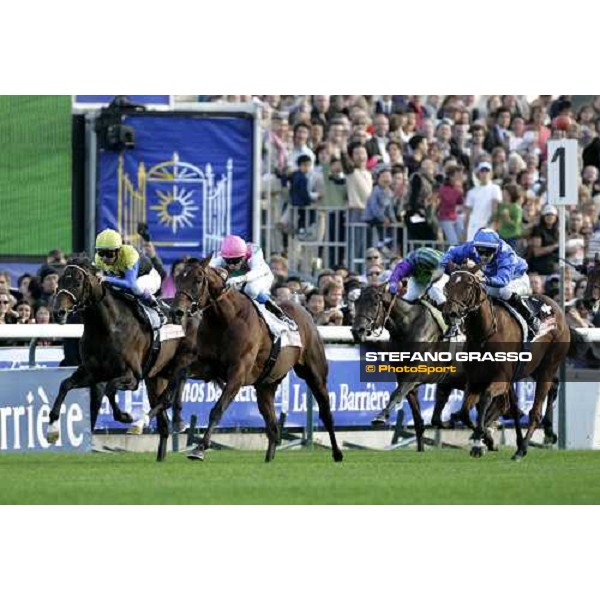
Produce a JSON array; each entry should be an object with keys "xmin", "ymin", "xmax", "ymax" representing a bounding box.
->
[{"xmin": 210, "ymin": 235, "xmax": 292, "ymax": 324}]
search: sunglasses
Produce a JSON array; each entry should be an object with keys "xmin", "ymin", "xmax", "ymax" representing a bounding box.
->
[
  {"xmin": 0, "ymin": 300, "xmax": 9, "ymax": 305},
  {"xmin": 367, "ymin": 256, "xmax": 380, "ymax": 260},
  {"xmin": 224, "ymin": 257, "xmax": 243, "ymax": 265},
  {"xmin": 98, "ymin": 249, "xmax": 118, "ymax": 258},
  {"xmin": 368, "ymin": 271, "xmax": 382, "ymax": 277},
  {"xmin": 476, "ymin": 248, "xmax": 495, "ymax": 256}
]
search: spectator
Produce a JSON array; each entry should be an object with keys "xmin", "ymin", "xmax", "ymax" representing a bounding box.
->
[
  {"xmin": 273, "ymin": 284, "xmax": 292, "ymax": 304},
  {"xmin": 37, "ymin": 266, "xmax": 59, "ymax": 309},
  {"xmin": 484, "ymin": 108, "xmax": 512, "ymax": 153},
  {"xmin": 464, "ymin": 124, "xmax": 487, "ymax": 170},
  {"xmin": 529, "ymin": 272, "xmax": 544, "ymax": 295},
  {"xmin": 494, "ymin": 183, "xmax": 524, "ymax": 250},
  {"xmin": 364, "ymin": 166, "xmax": 396, "ymax": 251},
  {"xmin": 528, "ymin": 204, "xmax": 560, "ymax": 276},
  {"xmin": 437, "ymin": 167, "xmax": 464, "ymax": 244},
  {"xmin": 290, "ymin": 155, "xmax": 319, "ymax": 235},
  {"xmin": 464, "ymin": 162, "xmax": 502, "ymax": 241},
  {"xmin": 365, "ymin": 114, "xmax": 391, "ymax": 163},
  {"xmin": 17, "ymin": 273, "xmax": 34, "ymax": 303},
  {"xmin": 269, "ymin": 255, "xmax": 289, "ymax": 282},
  {"xmin": 0, "ymin": 291, "xmax": 17, "ymax": 324},
  {"xmin": 404, "ymin": 159, "xmax": 439, "ymax": 242},
  {"xmin": 566, "ymin": 210, "xmax": 586, "ymax": 273},
  {"xmin": 404, "ymin": 134, "xmax": 428, "ymax": 176},
  {"xmin": 14, "ymin": 300, "xmax": 34, "ymax": 324},
  {"xmin": 342, "ymin": 142, "xmax": 373, "ymax": 261},
  {"xmin": 288, "ymin": 123, "xmax": 315, "ymax": 171},
  {"xmin": 160, "ymin": 258, "xmax": 186, "ymax": 299},
  {"xmin": 567, "ymin": 299, "xmax": 593, "ymax": 329},
  {"xmin": 317, "ymin": 269, "xmax": 335, "ymax": 293}
]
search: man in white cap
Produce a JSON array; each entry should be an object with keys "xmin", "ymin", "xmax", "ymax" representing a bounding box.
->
[{"xmin": 464, "ymin": 161, "xmax": 502, "ymax": 241}]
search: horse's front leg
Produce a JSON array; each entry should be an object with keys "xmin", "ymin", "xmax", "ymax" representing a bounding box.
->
[
  {"xmin": 187, "ymin": 366, "xmax": 245, "ymax": 462},
  {"xmin": 47, "ymin": 366, "xmax": 93, "ymax": 444}
]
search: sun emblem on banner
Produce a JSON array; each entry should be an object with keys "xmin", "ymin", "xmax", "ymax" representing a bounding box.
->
[{"xmin": 151, "ymin": 185, "xmax": 199, "ymax": 234}]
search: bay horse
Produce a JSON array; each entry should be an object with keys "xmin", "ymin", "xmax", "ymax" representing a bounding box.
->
[
  {"xmin": 151, "ymin": 257, "xmax": 343, "ymax": 463},
  {"xmin": 351, "ymin": 284, "xmax": 502, "ymax": 452},
  {"xmin": 50, "ymin": 257, "xmax": 189, "ymax": 461},
  {"xmin": 443, "ymin": 269, "xmax": 570, "ymax": 460}
]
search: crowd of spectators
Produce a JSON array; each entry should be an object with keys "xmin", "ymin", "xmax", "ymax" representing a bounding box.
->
[{"xmin": 4, "ymin": 95, "xmax": 600, "ymax": 343}]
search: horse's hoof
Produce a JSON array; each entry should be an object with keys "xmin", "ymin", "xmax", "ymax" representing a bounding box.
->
[
  {"xmin": 173, "ymin": 420, "xmax": 189, "ymax": 434},
  {"xmin": 333, "ymin": 450, "xmax": 344, "ymax": 463},
  {"xmin": 126, "ymin": 423, "xmax": 144, "ymax": 435},
  {"xmin": 187, "ymin": 447, "xmax": 205, "ymax": 461},
  {"xmin": 511, "ymin": 453, "xmax": 523, "ymax": 462},
  {"xmin": 46, "ymin": 431, "xmax": 60, "ymax": 445},
  {"xmin": 116, "ymin": 412, "xmax": 134, "ymax": 424},
  {"xmin": 371, "ymin": 416, "xmax": 388, "ymax": 427},
  {"xmin": 544, "ymin": 433, "xmax": 558, "ymax": 446},
  {"xmin": 46, "ymin": 423, "xmax": 60, "ymax": 445},
  {"xmin": 470, "ymin": 446, "xmax": 484, "ymax": 458}
]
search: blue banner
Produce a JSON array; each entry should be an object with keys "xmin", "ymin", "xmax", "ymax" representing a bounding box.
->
[
  {"xmin": 97, "ymin": 114, "xmax": 255, "ymax": 264},
  {"xmin": 0, "ymin": 368, "xmax": 92, "ymax": 453},
  {"xmin": 0, "ymin": 347, "xmax": 537, "ymax": 432}
]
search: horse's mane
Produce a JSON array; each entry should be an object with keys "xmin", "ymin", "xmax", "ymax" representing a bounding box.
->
[{"xmin": 66, "ymin": 254, "xmax": 99, "ymax": 275}]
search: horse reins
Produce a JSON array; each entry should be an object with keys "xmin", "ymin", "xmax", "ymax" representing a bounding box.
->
[
  {"xmin": 447, "ymin": 271, "xmax": 497, "ymax": 343},
  {"xmin": 56, "ymin": 264, "xmax": 100, "ymax": 313}
]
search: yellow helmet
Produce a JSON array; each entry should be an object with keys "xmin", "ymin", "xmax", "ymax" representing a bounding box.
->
[{"xmin": 95, "ymin": 229, "xmax": 123, "ymax": 250}]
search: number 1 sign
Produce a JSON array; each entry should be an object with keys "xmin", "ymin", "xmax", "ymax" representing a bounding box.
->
[{"xmin": 548, "ymin": 139, "xmax": 578, "ymax": 205}]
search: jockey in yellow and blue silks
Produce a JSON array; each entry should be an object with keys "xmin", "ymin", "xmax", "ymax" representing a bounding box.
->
[
  {"xmin": 94, "ymin": 229, "xmax": 162, "ymax": 309},
  {"xmin": 441, "ymin": 228, "xmax": 539, "ymax": 336}
]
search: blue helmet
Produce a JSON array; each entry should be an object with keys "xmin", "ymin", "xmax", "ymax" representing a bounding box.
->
[
  {"xmin": 473, "ymin": 228, "xmax": 501, "ymax": 250},
  {"xmin": 473, "ymin": 229, "xmax": 500, "ymax": 263}
]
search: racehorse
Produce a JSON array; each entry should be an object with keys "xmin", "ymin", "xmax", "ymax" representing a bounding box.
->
[
  {"xmin": 352, "ymin": 284, "xmax": 500, "ymax": 452},
  {"xmin": 50, "ymin": 257, "xmax": 188, "ymax": 461},
  {"xmin": 151, "ymin": 257, "xmax": 343, "ymax": 464},
  {"xmin": 443, "ymin": 269, "xmax": 570, "ymax": 460}
]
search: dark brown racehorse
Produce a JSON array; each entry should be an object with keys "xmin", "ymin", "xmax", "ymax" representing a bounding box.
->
[
  {"xmin": 50, "ymin": 257, "xmax": 188, "ymax": 461},
  {"xmin": 443, "ymin": 269, "xmax": 570, "ymax": 460},
  {"xmin": 152, "ymin": 257, "xmax": 343, "ymax": 463},
  {"xmin": 351, "ymin": 283, "xmax": 512, "ymax": 452}
]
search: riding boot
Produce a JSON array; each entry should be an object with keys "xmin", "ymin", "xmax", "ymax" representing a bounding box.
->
[
  {"xmin": 140, "ymin": 291, "xmax": 166, "ymax": 324},
  {"xmin": 508, "ymin": 293, "xmax": 540, "ymax": 337}
]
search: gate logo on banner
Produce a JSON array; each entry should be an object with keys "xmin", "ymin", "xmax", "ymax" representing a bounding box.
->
[{"xmin": 97, "ymin": 114, "xmax": 254, "ymax": 263}]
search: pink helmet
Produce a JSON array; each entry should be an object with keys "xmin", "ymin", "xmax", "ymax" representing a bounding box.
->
[{"xmin": 221, "ymin": 235, "xmax": 248, "ymax": 259}]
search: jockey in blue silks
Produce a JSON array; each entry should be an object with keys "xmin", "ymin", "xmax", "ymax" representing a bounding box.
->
[{"xmin": 440, "ymin": 228, "xmax": 539, "ymax": 337}]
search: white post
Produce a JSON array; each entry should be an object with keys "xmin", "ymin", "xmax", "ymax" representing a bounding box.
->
[{"xmin": 559, "ymin": 204, "xmax": 567, "ymax": 449}]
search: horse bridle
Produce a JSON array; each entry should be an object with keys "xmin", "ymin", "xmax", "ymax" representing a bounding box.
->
[
  {"xmin": 55, "ymin": 264, "xmax": 99, "ymax": 314},
  {"xmin": 446, "ymin": 271, "xmax": 497, "ymax": 341},
  {"xmin": 175, "ymin": 269, "xmax": 231, "ymax": 318},
  {"xmin": 360, "ymin": 286, "xmax": 396, "ymax": 337}
]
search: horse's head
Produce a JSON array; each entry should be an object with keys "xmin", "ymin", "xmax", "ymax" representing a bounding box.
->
[
  {"xmin": 442, "ymin": 270, "xmax": 486, "ymax": 324},
  {"xmin": 583, "ymin": 253, "xmax": 600, "ymax": 308},
  {"xmin": 351, "ymin": 284, "xmax": 389, "ymax": 343},
  {"xmin": 171, "ymin": 255, "xmax": 222, "ymax": 324},
  {"xmin": 53, "ymin": 257, "xmax": 101, "ymax": 324}
]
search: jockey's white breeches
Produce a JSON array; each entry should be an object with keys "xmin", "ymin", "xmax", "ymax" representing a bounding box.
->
[
  {"xmin": 137, "ymin": 269, "xmax": 162, "ymax": 295},
  {"xmin": 485, "ymin": 273, "xmax": 531, "ymax": 300},
  {"xmin": 404, "ymin": 274, "xmax": 448, "ymax": 306}
]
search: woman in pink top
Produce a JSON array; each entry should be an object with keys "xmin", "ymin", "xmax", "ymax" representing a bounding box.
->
[{"xmin": 437, "ymin": 167, "xmax": 464, "ymax": 244}]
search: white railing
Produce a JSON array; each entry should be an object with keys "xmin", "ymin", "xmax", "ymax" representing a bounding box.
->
[{"xmin": 2, "ymin": 324, "xmax": 600, "ymax": 344}]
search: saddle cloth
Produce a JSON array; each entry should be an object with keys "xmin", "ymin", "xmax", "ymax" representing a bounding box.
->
[
  {"xmin": 420, "ymin": 297, "xmax": 448, "ymax": 334},
  {"xmin": 495, "ymin": 296, "xmax": 556, "ymax": 342},
  {"xmin": 253, "ymin": 301, "xmax": 302, "ymax": 349}
]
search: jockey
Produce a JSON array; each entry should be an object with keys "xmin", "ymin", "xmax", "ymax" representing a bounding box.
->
[
  {"xmin": 210, "ymin": 235, "xmax": 292, "ymax": 324},
  {"xmin": 441, "ymin": 228, "xmax": 539, "ymax": 337},
  {"xmin": 94, "ymin": 228, "xmax": 162, "ymax": 312},
  {"xmin": 388, "ymin": 247, "xmax": 446, "ymax": 306}
]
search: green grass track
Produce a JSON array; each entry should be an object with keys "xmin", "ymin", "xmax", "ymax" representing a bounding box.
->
[{"xmin": 1, "ymin": 449, "xmax": 599, "ymax": 504}]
